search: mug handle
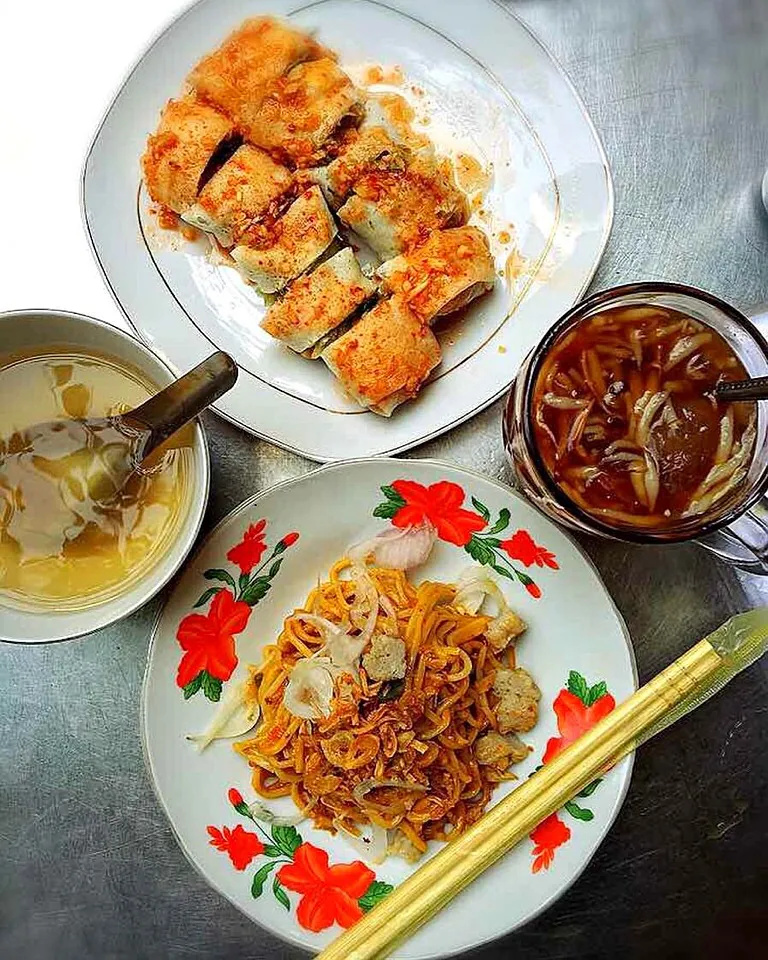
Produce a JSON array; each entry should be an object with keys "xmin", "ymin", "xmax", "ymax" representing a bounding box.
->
[{"xmin": 697, "ymin": 306, "xmax": 768, "ymax": 574}]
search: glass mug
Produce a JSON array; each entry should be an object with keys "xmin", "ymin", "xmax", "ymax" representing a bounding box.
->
[{"xmin": 503, "ymin": 282, "xmax": 768, "ymax": 574}]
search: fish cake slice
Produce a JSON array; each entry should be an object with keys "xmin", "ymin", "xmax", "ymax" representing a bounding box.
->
[
  {"xmin": 142, "ymin": 97, "xmax": 237, "ymax": 213},
  {"xmin": 231, "ymin": 186, "xmax": 337, "ymax": 294},
  {"xmin": 322, "ymin": 297, "xmax": 441, "ymax": 415}
]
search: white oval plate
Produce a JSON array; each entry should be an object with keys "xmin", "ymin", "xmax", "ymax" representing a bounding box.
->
[
  {"xmin": 83, "ymin": 0, "xmax": 612, "ymax": 462},
  {"xmin": 142, "ymin": 459, "xmax": 636, "ymax": 958}
]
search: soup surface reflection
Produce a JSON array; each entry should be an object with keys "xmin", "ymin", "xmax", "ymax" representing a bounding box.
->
[{"xmin": 0, "ymin": 349, "xmax": 192, "ymax": 610}]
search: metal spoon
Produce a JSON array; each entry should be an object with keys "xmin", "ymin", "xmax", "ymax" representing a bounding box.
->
[
  {"xmin": 3, "ymin": 352, "xmax": 237, "ymax": 502},
  {"xmin": 715, "ymin": 377, "xmax": 768, "ymax": 402}
]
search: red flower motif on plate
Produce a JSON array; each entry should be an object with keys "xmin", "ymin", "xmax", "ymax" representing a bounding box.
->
[
  {"xmin": 277, "ymin": 843, "xmax": 375, "ymax": 932},
  {"xmin": 227, "ymin": 519, "xmax": 268, "ymax": 574},
  {"xmin": 530, "ymin": 673, "xmax": 616, "ymax": 872},
  {"xmin": 390, "ymin": 479, "xmax": 486, "ymax": 546},
  {"xmin": 176, "ymin": 589, "xmax": 251, "ymax": 688},
  {"xmin": 500, "ymin": 530, "xmax": 559, "ymax": 570},
  {"xmin": 530, "ymin": 814, "xmax": 571, "ymax": 873},
  {"xmin": 543, "ymin": 689, "xmax": 616, "ymax": 763},
  {"xmin": 207, "ymin": 824, "xmax": 264, "ymax": 870}
]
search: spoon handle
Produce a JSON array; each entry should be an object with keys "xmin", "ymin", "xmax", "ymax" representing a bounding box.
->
[
  {"xmin": 127, "ymin": 352, "xmax": 238, "ymax": 456},
  {"xmin": 715, "ymin": 377, "xmax": 768, "ymax": 402}
]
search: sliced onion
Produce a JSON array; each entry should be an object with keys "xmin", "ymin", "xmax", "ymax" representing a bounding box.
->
[
  {"xmin": 541, "ymin": 393, "xmax": 590, "ymax": 410},
  {"xmin": 635, "ymin": 390, "xmax": 669, "ymax": 446},
  {"xmin": 352, "ymin": 779, "xmax": 428, "ymax": 805},
  {"xmin": 349, "ymin": 564, "xmax": 380, "ymax": 646},
  {"xmin": 295, "ymin": 611, "xmax": 368, "ymax": 671},
  {"xmin": 454, "ymin": 566, "xmax": 507, "ymax": 615},
  {"xmin": 295, "ymin": 611, "xmax": 345, "ymax": 642},
  {"xmin": 379, "ymin": 594, "xmax": 398, "ymax": 620},
  {"xmin": 186, "ymin": 679, "xmax": 260, "ymax": 752},
  {"xmin": 283, "ymin": 658, "xmax": 335, "ymax": 720},
  {"xmin": 605, "ymin": 438, "xmax": 640, "ymax": 455},
  {"xmin": 335, "ymin": 820, "xmax": 388, "ymax": 864},
  {"xmin": 644, "ymin": 450, "xmax": 660, "ymax": 512},
  {"xmin": 715, "ymin": 406, "xmax": 734, "ymax": 465},
  {"xmin": 249, "ymin": 799, "xmax": 314, "ymax": 826},
  {"xmin": 566, "ymin": 400, "xmax": 594, "ymax": 453},
  {"xmin": 663, "ymin": 332, "xmax": 712, "ymax": 372},
  {"xmin": 349, "ymin": 521, "xmax": 436, "ymax": 571},
  {"xmin": 454, "ymin": 567, "xmax": 524, "ymax": 647}
]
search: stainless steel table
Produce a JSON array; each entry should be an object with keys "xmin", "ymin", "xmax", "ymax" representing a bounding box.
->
[{"xmin": 2, "ymin": 0, "xmax": 768, "ymax": 957}]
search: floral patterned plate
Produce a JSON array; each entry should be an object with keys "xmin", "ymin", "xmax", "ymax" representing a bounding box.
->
[{"xmin": 142, "ymin": 459, "xmax": 637, "ymax": 958}]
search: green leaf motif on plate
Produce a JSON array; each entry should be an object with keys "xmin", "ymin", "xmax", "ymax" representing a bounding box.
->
[
  {"xmin": 464, "ymin": 534, "xmax": 496, "ymax": 566},
  {"xmin": 271, "ymin": 824, "xmax": 302, "ymax": 858},
  {"xmin": 564, "ymin": 800, "xmax": 594, "ymax": 821},
  {"xmin": 201, "ymin": 670, "xmax": 222, "ymax": 702},
  {"xmin": 192, "ymin": 587, "xmax": 222, "ymax": 609},
  {"xmin": 204, "ymin": 568, "xmax": 236, "ymax": 589},
  {"xmin": 251, "ymin": 861, "xmax": 277, "ymax": 898},
  {"xmin": 577, "ymin": 778, "xmax": 602, "ymax": 798},
  {"xmin": 566, "ymin": 670, "xmax": 590, "ymax": 704},
  {"xmin": 585, "ymin": 681, "xmax": 608, "ymax": 706},
  {"xmin": 471, "ymin": 496, "xmax": 491, "ymax": 523},
  {"xmin": 240, "ymin": 578, "xmax": 271, "ymax": 606},
  {"xmin": 359, "ymin": 879, "xmax": 395, "ymax": 912},
  {"xmin": 487, "ymin": 507, "xmax": 511, "ymax": 535},
  {"xmin": 182, "ymin": 674, "xmax": 202, "ymax": 699},
  {"xmin": 272, "ymin": 877, "xmax": 291, "ymax": 911}
]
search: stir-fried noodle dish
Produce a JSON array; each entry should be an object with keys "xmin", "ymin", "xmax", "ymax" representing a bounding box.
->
[{"xmin": 233, "ymin": 556, "xmax": 540, "ymax": 862}]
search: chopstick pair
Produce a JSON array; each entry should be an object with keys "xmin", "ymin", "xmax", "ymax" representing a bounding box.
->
[{"xmin": 317, "ymin": 608, "xmax": 768, "ymax": 960}]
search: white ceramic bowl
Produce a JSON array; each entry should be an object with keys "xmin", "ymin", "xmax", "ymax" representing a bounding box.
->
[{"xmin": 0, "ymin": 309, "xmax": 210, "ymax": 644}]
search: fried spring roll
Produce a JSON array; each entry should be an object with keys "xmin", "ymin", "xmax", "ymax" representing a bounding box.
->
[
  {"xmin": 337, "ymin": 154, "xmax": 468, "ymax": 259},
  {"xmin": 180, "ymin": 145, "xmax": 293, "ymax": 247},
  {"xmin": 261, "ymin": 248, "xmax": 376, "ymax": 354},
  {"xmin": 187, "ymin": 17, "xmax": 329, "ymax": 140},
  {"xmin": 249, "ymin": 58, "xmax": 363, "ymax": 166},
  {"xmin": 231, "ymin": 186, "xmax": 336, "ymax": 294},
  {"xmin": 141, "ymin": 98, "xmax": 237, "ymax": 213},
  {"xmin": 306, "ymin": 126, "xmax": 403, "ymax": 207},
  {"xmin": 322, "ymin": 297, "xmax": 441, "ymax": 415},
  {"xmin": 376, "ymin": 227, "xmax": 495, "ymax": 322}
]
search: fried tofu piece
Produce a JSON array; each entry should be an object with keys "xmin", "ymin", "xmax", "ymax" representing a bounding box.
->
[
  {"xmin": 141, "ymin": 97, "xmax": 237, "ymax": 213},
  {"xmin": 187, "ymin": 17, "xmax": 329, "ymax": 139},
  {"xmin": 493, "ymin": 668, "xmax": 541, "ymax": 734},
  {"xmin": 261, "ymin": 247, "xmax": 375, "ymax": 353},
  {"xmin": 322, "ymin": 297, "xmax": 441, "ymax": 415},
  {"xmin": 180, "ymin": 144, "xmax": 292, "ymax": 247},
  {"xmin": 377, "ymin": 227, "xmax": 495, "ymax": 323},
  {"xmin": 475, "ymin": 732, "xmax": 531, "ymax": 766},
  {"xmin": 249, "ymin": 58, "xmax": 363, "ymax": 165},
  {"xmin": 231, "ymin": 186, "xmax": 336, "ymax": 294},
  {"xmin": 337, "ymin": 154, "xmax": 468, "ymax": 259},
  {"xmin": 306, "ymin": 126, "xmax": 402, "ymax": 207},
  {"xmin": 362, "ymin": 635, "xmax": 407, "ymax": 681}
]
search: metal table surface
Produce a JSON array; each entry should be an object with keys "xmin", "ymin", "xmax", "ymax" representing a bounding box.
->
[{"xmin": 2, "ymin": 0, "xmax": 768, "ymax": 957}]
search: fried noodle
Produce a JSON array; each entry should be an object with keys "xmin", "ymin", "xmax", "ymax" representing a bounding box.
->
[{"xmin": 235, "ymin": 559, "xmax": 518, "ymax": 854}]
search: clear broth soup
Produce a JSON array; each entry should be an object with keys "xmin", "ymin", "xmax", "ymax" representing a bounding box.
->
[
  {"xmin": 531, "ymin": 305, "xmax": 756, "ymax": 531},
  {"xmin": 0, "ymin": 348, "xmax": 193, "ymax": 610}
]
